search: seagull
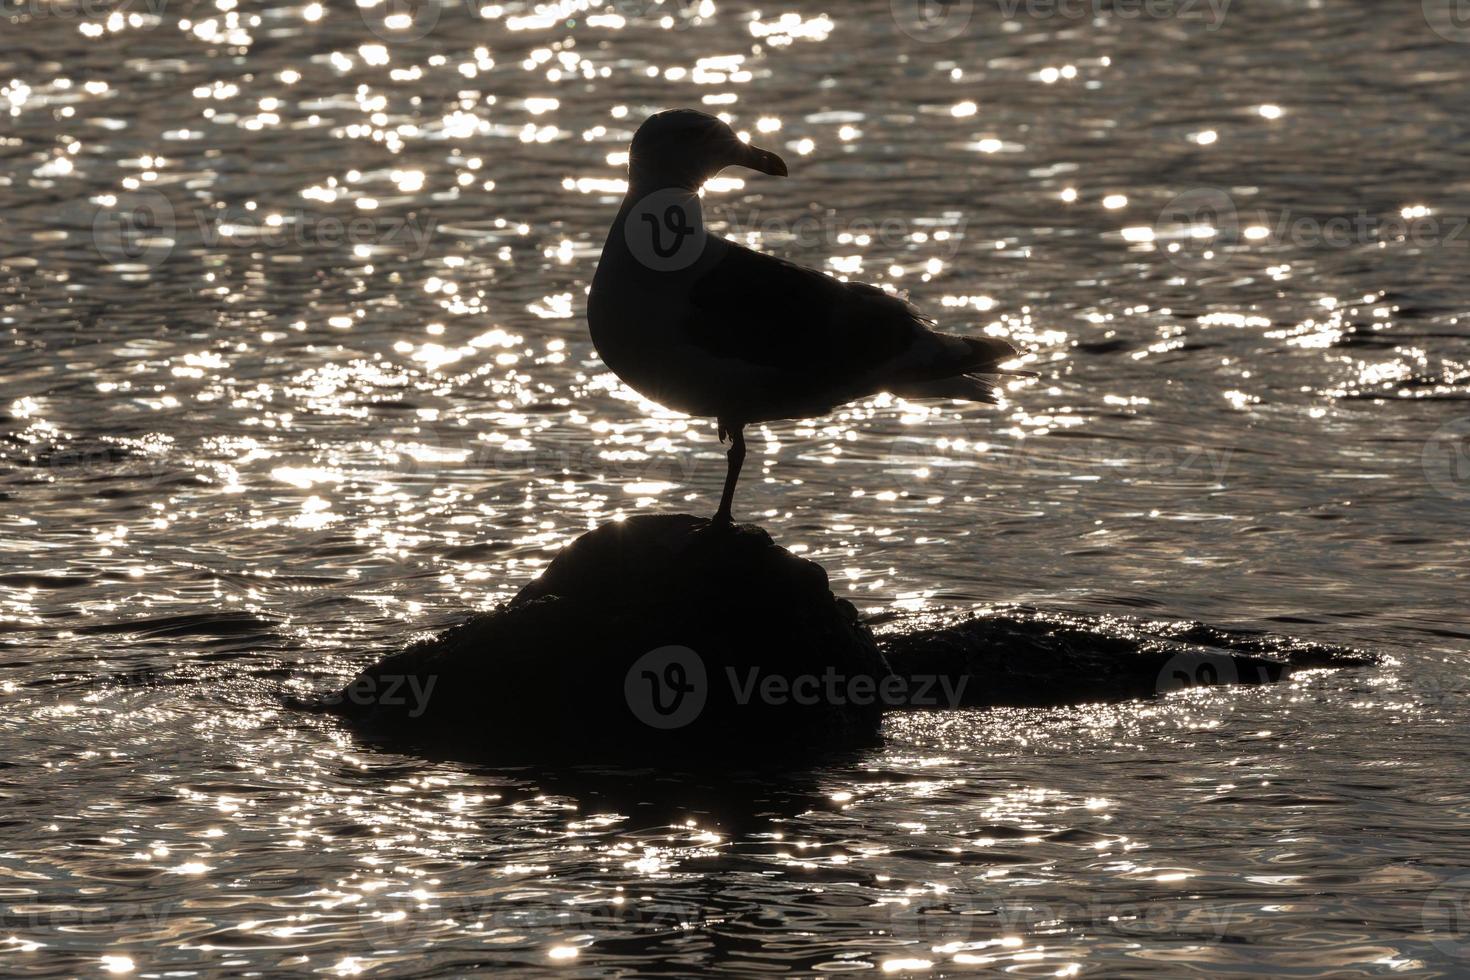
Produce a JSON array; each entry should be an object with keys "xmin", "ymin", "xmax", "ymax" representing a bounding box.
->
[{"xmin": 588, "ymin": 108, "xmax": 1022, "ymax": 526}]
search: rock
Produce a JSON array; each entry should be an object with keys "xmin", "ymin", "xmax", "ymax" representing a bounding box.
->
[
  {"xmin": 327, "ymin": 515, "xmax": 888, "ymax": 761},
  {"xmin": 877, "ymin": 608, "xmax": 1379, "ymax": 708},
  {"xmin": 321, "ymin": 517, "xmax": 1381, "ymax": 762}
]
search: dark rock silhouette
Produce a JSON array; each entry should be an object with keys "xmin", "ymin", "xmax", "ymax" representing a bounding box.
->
[
  {"xmin": 323, "ymin": 515, "xmax": 1378, "ymax": 761},
  {"xmin": 329, "ymin": 515, "xmax": 888, "ymax": 760},
  {"xmin": 877, "ymin": 609, "xmax": 1377, "ymax": 708}
]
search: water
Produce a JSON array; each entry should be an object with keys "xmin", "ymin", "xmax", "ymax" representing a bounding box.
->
[{"xmin": 2, "ymin": 0, "xmax": 1469, "ymax": 974}]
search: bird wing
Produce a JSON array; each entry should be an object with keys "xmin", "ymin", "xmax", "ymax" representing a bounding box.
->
[{"xmin": 681, "ymin": 241, "xmax": 1016, "ymax": 408}]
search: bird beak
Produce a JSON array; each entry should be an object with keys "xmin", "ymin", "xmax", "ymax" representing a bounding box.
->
[{"xmin": 738, "ymin": 142, "xmax": 788, "ymax": 177}]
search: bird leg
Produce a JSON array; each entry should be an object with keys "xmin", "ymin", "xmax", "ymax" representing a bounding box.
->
[{"xmin": 712, "ymin": 420, "xmax": 745, "ymax": 526}]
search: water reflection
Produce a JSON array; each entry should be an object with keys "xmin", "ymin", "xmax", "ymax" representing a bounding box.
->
[{"xmin": 2, "ymin": 0, "xmax": 1469, "ymax": 975}]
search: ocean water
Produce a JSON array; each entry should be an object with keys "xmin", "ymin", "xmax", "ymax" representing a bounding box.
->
[{"xmin": 2, "ymin": 0, "xmax": 1469, "ymax": 975}]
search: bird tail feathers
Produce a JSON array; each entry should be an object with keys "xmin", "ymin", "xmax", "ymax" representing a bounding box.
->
[
  {"xmin": 891, "ymin": 374, "xmax": 1000, "ymax": 404},
  {"xmin": 885, "ymin": 333, "xmax": 1029, "ymax": 403},
  {"xmin": 956, "ymin": 335, "xmax": 1028, "ymax": 374}
]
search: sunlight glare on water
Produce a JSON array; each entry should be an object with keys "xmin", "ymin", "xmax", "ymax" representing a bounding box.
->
[{"xmin": 1, "ymin": 0, "xmax": 1469, "ymax": 976}]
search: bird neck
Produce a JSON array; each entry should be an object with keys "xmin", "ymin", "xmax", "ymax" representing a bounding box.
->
[
  {"xmin": 616, "ymin": 181, "xmax": 706, "ymax": 242},
  {"xmin": 626, "ymin": 171, "xmax": 705, "ymax": 202}
]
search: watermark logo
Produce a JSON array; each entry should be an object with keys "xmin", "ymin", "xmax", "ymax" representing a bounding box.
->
[
  {"xmin": 892, "ymin": 0, "xmax": 1229, "ymax": 43},
  {"xmin": 1156, "ymin": 651, "xmax": 1240, "ymax": 694},
  {"xmin": 92, "ymin": 188, "xmax": 176, "ymax": 268},
  {"xmin": 1156, "ymin": 186, "xmax": 1238, "ymax": 272},
  {"xmin": 625, "ymin": 645, "xmax": 708, "ymax": 729},
  {"xmin": 1423, "ymin": 417, "xmax": 1470, "ymax": 501},
  {"xmin": 610, "ymin": 0, "xmax": 701, "ymax": 30},
  {"xmin": 360, "ymin": 0, "xmax": 446, "ymax": 41},
  {"xmin": 1424, "ymin": 0, "xmax": 1470, "ymax": 43},
  {"xmin": 622, "ymin": 189, "xmax": 708, "ymax": 272},
  {"xmin": 891, "ymin": 0, "xmax": 975, "ymax": 41},
  {"xmin": 1424, "ymin": 874, "xmax": 1470, "ymax": 959}
]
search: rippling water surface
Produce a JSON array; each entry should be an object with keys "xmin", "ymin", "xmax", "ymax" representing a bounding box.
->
[{"xmin": 3, "ymin": 0, "xmax": 1470, "ymax": 975}]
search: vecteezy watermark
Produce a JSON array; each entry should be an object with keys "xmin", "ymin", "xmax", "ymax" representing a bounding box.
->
[
  {"xmin": 1153, "ymin": 188, "xmax": 1470, "ymax": 271},
  {"xmin": 892, "ymin": 0, "xmax": 1230, "ymax": 42},
  {"xmin": 885, "ymin": 425, "xmax": 1235, "ymax": 499},
  {"xmin": 622, "ymin": 188, "xmax": 709, "ymax": 272},
  {"xmin": 1, "ymin": 0, "xmax": 170, "ymax": 20},
  {"xmin": 357, "ymin": 0, "xmax": 703, "ymax": 41},
  {"xmin": 726, "ymin": 667, "xmax": 968, "ymax": 711},
  {"xmin": 1385, "ymin": 667, "xmax": 1463, "ymax": 711},
  {"xmin": 888, "ymin": 891, "xmax": 1240, "ymax": 947},
  {"xmin": 1155, "ymin": 650, "xmax": 1300, "ymax": 696},
  {"xmin": 354, "ymin": 893, "xmax": 737, "ymax": 951},
  {"xmin": 2, "ymin": 900, "xmax": 187, "ymax": 939},
  {"xmin": 88, "ymin": 191, "xmax": 436, "ymax": 269},
  {"xmin": 721, "ymin": 210, "xmax": 970, "ymax": 260},
  {"xmin": 197, "ymin": 209, "xmax": 436, "ymax": 258},
  {"xmin": 317, "ymin": 673, "xmax": 438, "ymax": 719},
  {"xmin": 1424, "ymin": 874, "xmax": 1470, "ymax": 959},
  {"xmin": 1423, "ymin": 0, "xmax": 1470, "ymax": 43},
  {"xmin": 623, "ymin": 194, "xmax": 972, "ymax": 273},
  {"xmin": 358, "ymin": 900, "xmax": 669, "ymax": 954},
  {"xmin": 80, "ymin": 664, "xmax": 174, "ymax": 696},
  {"xmin": 1423, "ymin": 417, "xmax": 1470, "ymax": 502},
  {"xmin": 623, "ymin": 646, "xmax": 968, "ymax": 729},
  {"xmin": 350, "ymin": 423, "xmax": 707, "ymax": 508},
  {"xmin": 348, "ymin": 885, "xmax": 1243, "ymax": 955},
  {"xmin": 27, "ymin": 427, "xmax": 186, "ymax": 493}
]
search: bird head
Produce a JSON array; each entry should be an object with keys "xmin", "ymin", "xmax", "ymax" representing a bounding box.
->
[{"xmin": 628, "ymin": 108, "xmax": 788, "ymax": 191}]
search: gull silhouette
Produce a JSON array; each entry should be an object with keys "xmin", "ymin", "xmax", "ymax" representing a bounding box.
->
[{"xmin": 589, "ymin": 108, "xmax": 1024, "ymax": 526}]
